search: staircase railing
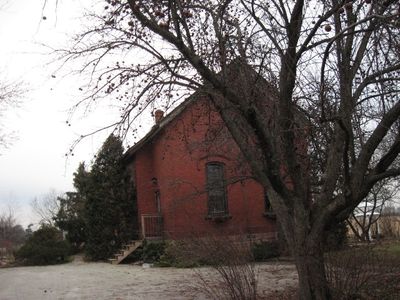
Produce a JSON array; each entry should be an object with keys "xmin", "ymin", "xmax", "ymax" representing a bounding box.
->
[{"xmin": 141, "ymin": 214, "xmax": 163, "ymax": 239}]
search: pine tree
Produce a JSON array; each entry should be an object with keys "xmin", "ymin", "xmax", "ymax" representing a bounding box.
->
[
  {"xmin": 84, "ymin": 134, "xmax": 137, "ymax": 260},
  {"xmin": 54, "ymin": 163, "xmax": 89, "ymax": 251}
]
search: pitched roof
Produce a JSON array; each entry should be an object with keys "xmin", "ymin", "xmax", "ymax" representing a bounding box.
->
[
  {"xmin": 122, "ymin": 61, "xmax": 288, "ymax": 163},
  {"xmin": 122, "ymin": 90, "xmax": 202, "ymax": 162}
]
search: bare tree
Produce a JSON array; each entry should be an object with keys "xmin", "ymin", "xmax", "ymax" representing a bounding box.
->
[
  {"xmin": 0, "ymin": 3, "xmax": 24, "ymax": 151},
  {"xmin": 0, "ymin": 78, "xmax": 24, "ymax": 152},
  {"xmin": 52, "ymin": 0, "xmax": 400, "ymax": 299},
  {"xmin": 0, "ymin": 207, "xmax": 26, "ymax": 255},
  {"xmin": 347, "ymin": 180, "xmax": 398, "ymax": 242},
  {"xmin": 31, "ymin": 189, "xmax": 61, "ymax": 226},
  {"xmin": 380, "ymin": 204, "xmax": 400, "ymax": 238},
  {"xmin": 0, "ymin": 207, "xmax": 16, "ymax": 242}
]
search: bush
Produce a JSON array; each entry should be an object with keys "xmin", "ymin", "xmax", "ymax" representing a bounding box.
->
[
  {"xmin": 141, "ymin": 236, "xmax": 259, "ymax": 299},
  {"xmin": 157, "ymin": 240, "xmax": 201, "ymax": 268},
  {"xmin": 187, "ymin": 235, "xmax": 258, "ymax": 300},
  {"xmin": 120, "ymin": 240, "xmax": 170, "ymax": 265},
  {"xmin": 15, "ymin": 226, "xmax": 71, "ymax": 265},
  {"xmin": 325, "ymin": 245, "xmax": 400, "ymax": 299},
  {"xmin": 252, "ymin": 241, "xmax": 280, "ymax": 261},
  {"xmin": 142, "ymin": 240, "xmax": 166, "ymax": 263}
]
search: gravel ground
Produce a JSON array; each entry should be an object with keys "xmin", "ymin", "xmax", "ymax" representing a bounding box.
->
[{"xmin": 0, "ymin": 258, "xmax": 297, "ymax": 300}]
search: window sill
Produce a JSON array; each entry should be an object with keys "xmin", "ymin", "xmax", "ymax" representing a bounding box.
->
[
  {"xmin": 205, "ymin": 214, "xmax": 232, "ymax": 223},
  {"xmin": 263, "ymin": 211, "xmax": 276, "ymax": 219}
]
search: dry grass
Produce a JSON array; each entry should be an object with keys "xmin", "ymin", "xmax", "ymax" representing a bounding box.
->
[{"xmin": 325, "ymin": 243, "xmax": 400, "ymax": 299}]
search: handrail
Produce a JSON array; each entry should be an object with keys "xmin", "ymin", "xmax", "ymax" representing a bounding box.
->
[{"xmin": 141, "ymin": 214, "xmax": 163, "ymax": 239}]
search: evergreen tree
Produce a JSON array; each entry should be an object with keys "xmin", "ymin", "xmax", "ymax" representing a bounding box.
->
[
  {"xmin": 84, "ymin": 134, "xmax": 137, "ymax": 260},
  {"xmin": 54, "ymin": 192, "xmax": 86, "ymax": 251},
  {"xmin": 54, "ymin": 163, "xmax": 89, "ymax": 251}
]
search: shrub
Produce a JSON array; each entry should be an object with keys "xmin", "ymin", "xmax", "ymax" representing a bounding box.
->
[
  {"xmin": 193, "ymin": 236, "xmax": 258, "ymax": 300},
  {"xmin": 15, "ymin": 226, "xmax": 71, "ymax": 265},
  {"xmin": 120, "ymin": 240, "xmax": 169, "ymax": 265},
  {"xmin": 325, "ymin": 245, "xmax": 400, "ymax": 299},
  {"xmin": 165, "ymin": 235, "xmax": 258, "ymax": 299},
  {"xmin": 141, "ymin": 240, "xmax": 166, "ymax": 263},
  {"xmin": 252, "ymin": 241, "xmax": 280, "ymax": 261},
  {"xmin": 137, "ymin": 236, "xmax": 259, "ymax": 298},
  {"xmin": 156, "ymin": 240, "xmax": 201, "ymax": 268}
]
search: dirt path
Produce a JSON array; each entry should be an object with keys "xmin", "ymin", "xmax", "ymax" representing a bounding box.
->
[{"xmin": 0, "ymin": 259, "xmax": 297, "ymax": 300}]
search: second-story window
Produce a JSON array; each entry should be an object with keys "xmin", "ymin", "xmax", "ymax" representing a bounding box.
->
[{"xmin": 206, "ymin": 162, "xmax": 228, "ymax": 216}]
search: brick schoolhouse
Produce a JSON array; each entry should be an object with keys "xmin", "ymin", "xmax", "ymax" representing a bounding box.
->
[{"xmin": 123, "ymin": 89, "xmax": 278, "ymax": 241}]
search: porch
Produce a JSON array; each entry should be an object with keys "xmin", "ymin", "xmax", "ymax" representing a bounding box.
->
[{"xmin": 141, "ymin": 214, "xmax": 163, "ymax": 239}]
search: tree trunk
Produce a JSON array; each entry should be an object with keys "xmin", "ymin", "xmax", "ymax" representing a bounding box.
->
[{"xmin": 295, "ymin": 242, "xmax": 332, "ymax": 300}]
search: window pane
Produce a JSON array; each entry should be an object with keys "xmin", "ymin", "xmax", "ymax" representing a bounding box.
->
[{"xmin": 207, "ymin": 163, "xmax": 227, "ymax": 215}]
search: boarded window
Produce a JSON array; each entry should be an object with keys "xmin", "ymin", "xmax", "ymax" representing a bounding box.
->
[{"xmin": 206, "ymin": 163, "xmax": 228, "ymax": 216}]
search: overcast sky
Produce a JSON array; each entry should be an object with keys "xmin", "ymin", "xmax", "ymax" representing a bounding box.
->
[{"xmin": 0, "ymin": 0, "xmax": 127, "ymax": 227}]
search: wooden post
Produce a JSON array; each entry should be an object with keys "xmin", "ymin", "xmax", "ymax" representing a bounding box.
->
[{"xmin": 141, "ymin": 215, "xmax": 146, "ymax": 239}]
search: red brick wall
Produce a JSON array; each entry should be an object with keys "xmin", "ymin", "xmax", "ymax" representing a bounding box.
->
[{"xmin": 132, "ymin": 96, "xmax": 277, "ymax": 240}]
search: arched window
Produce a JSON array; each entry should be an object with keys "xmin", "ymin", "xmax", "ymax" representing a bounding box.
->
[{"xmin": 206, "ymin": 162, "xmax": 228, "ymax": 216}]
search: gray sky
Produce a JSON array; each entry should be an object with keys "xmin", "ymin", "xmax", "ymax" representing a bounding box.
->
[{"xmin": 0, "ymin": 0, "xmax": 125, "ymax": 227}]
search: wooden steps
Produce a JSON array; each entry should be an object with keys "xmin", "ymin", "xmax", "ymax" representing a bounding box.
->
[{"xmin": 108, "ymin": 240, "xmax": 143, "ymax": 265}]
